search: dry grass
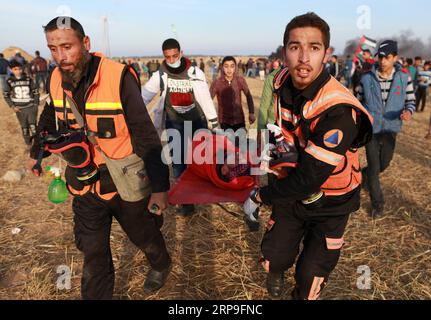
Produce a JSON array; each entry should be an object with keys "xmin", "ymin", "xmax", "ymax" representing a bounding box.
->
[{"xmin": 0, "ymin": 72, "xmax": 430, "ymax": 300}]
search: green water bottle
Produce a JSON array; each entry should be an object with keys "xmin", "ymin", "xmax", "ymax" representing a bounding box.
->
[{"xmin": 48, "ymin": 168, "xmax": 68, "ymax": 204}]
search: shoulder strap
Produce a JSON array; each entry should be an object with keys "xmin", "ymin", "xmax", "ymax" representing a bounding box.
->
[
  {"xmin": 65, "ymin": 94, "xmax": 85, "ymax": 127},
  {"xmin": 159, "ymin": 70, "xmax": 164, "ymax": 96},
  {"xmin": 64, "ymin": 94, "xmax": 98, "ymax": 146},
  {"xmin": 273, "ymin": 67, "xmax": 289, "ymax": 91}
]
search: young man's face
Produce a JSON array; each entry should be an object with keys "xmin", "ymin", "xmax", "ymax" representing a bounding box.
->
[
  {"xmin": 163, "ymin": 48, "xmax": 182, "ymax": 65},
  {"xmin": 424, "ymin": 64, "xmax": 430, "ymax": 71},
  {"xmin": 362, "ymin": 51, "xmax": 371, "ymax": 60},
  {"xmin": 222, "ymin": 60, "xmax": 236, "ymax": 79},
  {"xmin": 11, "ymin": 66, "xmax": 23, "ymax": 78},
  {"xmin": 284, "ymin": 27, "xmax": 330, "ymax": 90},
  {"xmin": 415, "ymin": 59, "xmax": 422, "ymax": 67},
  {"xmin": 378, "ymin": 54, "xmax": 397, "ymax": 73},
  {"xmin": 46, "ymin": 28, "xmax": 90, "ymax": 74}
]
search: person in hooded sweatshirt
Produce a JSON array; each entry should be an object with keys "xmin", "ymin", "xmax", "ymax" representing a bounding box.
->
[{"xmin": 210, "ymin": 56, "xmax": 255, "ymax": 132}]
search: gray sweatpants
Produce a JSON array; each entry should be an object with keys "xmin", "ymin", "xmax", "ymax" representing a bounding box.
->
[{"xmin": 15, "ymin": 105, "xmax": 38, "ymax": 145}]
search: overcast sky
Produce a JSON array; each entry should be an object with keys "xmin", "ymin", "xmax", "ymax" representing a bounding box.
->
[{"xmin": 1, "ymin": 0, "xmax": 431, "ymax": 57}]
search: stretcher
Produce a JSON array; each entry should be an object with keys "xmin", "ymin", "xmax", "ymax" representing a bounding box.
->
[{"xmin": 168, "ymin": 131, "xmax": 258, "ymax": 205}]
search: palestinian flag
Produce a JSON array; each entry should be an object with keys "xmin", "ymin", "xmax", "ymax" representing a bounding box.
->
[
  {"xmin": 351, "ymin": 35, "xmax": 377, "ymax": 75},
  {"xmin": 360, "ymin": 35, "xmax": 377, "ymax": 48}
]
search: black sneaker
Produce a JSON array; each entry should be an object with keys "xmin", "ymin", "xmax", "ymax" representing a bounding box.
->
[
  {"xmin": 243, "ymin": 215, "xmax": 260, "ymax": 232},
  {"xmin": 144, "ymin": 262, "xmax": 172, "ymax": 293},
  {"xmin": 266, "ymin": 271, "xmax": 285, "ymax": 299},
  {"xmin": 177, "ymin": 204, "xmax": 196, "ymax": 217}
]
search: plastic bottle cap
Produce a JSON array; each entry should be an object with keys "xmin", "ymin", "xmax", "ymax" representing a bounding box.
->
[{"xmin": 53, "ymin": 168, "xmax": 61, "ymax": 177}]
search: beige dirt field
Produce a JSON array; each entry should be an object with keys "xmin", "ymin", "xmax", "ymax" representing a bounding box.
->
[{"xmin": 0, "ymin": 71, "xmax": 430, "ymax": 300}]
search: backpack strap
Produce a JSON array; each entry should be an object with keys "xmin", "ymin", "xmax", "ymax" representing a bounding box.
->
[{"xmin": 159, "ymin": 70, "xmax": 164, "ymax": 97}]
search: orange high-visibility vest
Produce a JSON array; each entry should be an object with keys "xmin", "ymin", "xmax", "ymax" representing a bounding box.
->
[
  {"xmin": 273, "ymin": 69, "xmax": 373, "ymax": 196},
  {"xmin": 49, "ymin": 52, "xmax": 139, "ymax": 200}
]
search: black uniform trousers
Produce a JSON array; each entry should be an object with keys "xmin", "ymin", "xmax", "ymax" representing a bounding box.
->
[
  {"xmin": 261, "ymin": 201, "xmax": 350, "ymax": 300},
  {"xmin": 72, "ymin": 192, "xmax": 171, "ymax": 300}
]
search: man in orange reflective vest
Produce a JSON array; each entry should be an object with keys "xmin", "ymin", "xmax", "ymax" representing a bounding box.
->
[
  {"xmin": 27, "ymin": 17, "xmax": 171, "ymax": 299},
  {"xmin": 243, "ymin": 13, "xmax": 373, "ymax": 299}
]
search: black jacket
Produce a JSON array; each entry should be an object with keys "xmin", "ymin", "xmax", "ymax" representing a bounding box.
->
[
  {"xmin": 31, "ymin": 55, "xmax": 169, "ymax": 193},
  {"xmin": 4, "ymin": 73, "xmax": 39, "ymax": 109},
  {"xmin": 259, "ymin": 70, "xmax": 361, "ymax": 216}
]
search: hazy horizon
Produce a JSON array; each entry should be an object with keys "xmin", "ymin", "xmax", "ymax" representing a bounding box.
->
[{"xmin": 2, "ymin": 0, "xmax": 431, "ymax": 58}]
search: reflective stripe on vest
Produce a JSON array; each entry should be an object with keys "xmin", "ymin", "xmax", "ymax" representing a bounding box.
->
[
  {"xmin": 49, "ymin": 52, "xmax": 137, "ymax": 200},
  {"xmin": 304, "ymin": 140, "xmax": 344, "ymax": 166},
  {"xmin": 273, "ymin": 74, "xmax": 373, "ymax": 196},
  {"xmin": 274, "ymin": 94, "xmax": 306, "ymax": 147}
]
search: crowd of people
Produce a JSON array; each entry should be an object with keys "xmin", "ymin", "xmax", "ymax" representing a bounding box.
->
[{"xmin": 0, "ymin": 11, "xmax": 430, "ymax": 301}]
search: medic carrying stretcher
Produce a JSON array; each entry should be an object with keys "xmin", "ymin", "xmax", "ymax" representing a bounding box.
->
[{"xmin": 167, "ymin": 128, "xmax": 298, "ymax": 230}]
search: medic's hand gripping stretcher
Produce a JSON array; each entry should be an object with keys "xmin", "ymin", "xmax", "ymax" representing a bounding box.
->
[{"xmin": 167, "ymin": 127, "xmax": 298, "ymax": 206}]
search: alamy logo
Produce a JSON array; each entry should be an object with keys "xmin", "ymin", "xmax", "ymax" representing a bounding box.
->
[{"xmin": 56, "ymin": 265, "xmax": 71, "ymax": 290}]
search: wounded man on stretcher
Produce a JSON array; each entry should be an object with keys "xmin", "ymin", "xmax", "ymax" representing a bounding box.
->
[{"xmin": 168, "ymin": 129, "xmax": 298, "ymax": 231}]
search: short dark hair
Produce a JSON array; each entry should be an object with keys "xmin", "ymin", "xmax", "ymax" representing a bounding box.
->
[
  {"xmin": 406, "ymin": 58, "xmax": 413, "ymax": 65},
  {"xmin": 162, "ymin": 38, "xmax": 180, "ymax": 51},
  {"xmin": 332, "ymin": 55, "xmax": 338, "ymax": 60},
  {"xmin": 9, "ymin": 60, "xmax": 22, "ymax": 69},
  {"xmin": 0, "ymin": 53, "xmax": 3, "ymax": 58},
  {"xmin": 283, "ymin": 12, "xmax": 330, "ymax": 49},
  {"xmin": 44, "ymin": 16, "xmax": 86, "ymax": 41},
  {"xmin": 35, "ymin": 50, "xmax": 40, "ymax": 56},
  {"xmin": 222, "ymin": 56, "xmax": 236, "ymax": 65},
  {"xmin": 363, "ymin": 49, "xmax": 371, "ymax": 54},
  {"xmin": 415, "ymin": 56, "xmax": 422, "ymax": 61}
]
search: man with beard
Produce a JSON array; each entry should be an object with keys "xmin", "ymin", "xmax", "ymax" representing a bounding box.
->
[
  {"xmin": 142, "ymin": 38, "xmax": 218, "ymax": 216},
  {"xmin": 243, "ymin": 12, "xmax": 373, "ymax": 299},
  {"xmin": 27, "ymin": 17, "xmax": 172, "ymax": 299}
]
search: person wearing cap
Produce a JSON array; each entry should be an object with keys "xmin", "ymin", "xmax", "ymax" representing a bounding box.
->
[{"xmin": 357, "ymin": 40, "xmax": 416, "ymax": 218}]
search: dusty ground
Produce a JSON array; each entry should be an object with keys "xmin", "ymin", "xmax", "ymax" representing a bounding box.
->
[{"xmin": 0, "ymin": 74, "xmax": 430, "ymax": 300}]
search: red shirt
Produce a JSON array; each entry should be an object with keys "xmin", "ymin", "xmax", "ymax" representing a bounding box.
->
[{"xmin": 210, "ymin": 75, "xmax": 254, "ymax": 125}]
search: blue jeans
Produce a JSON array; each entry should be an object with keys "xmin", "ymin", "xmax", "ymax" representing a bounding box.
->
[
  {"xmin": 246, "ymin": 69, "xmax": 254, "ymax": 77},
  {"xmin": 165, "ymin": 116, "xmax": 207, "ymax": 179},
  {"xmin": 35, "ymin": 72, "xmax": 48, "ymax": 92},
  {"xmin": 364, "ymin": 133, "xmax": 397, "ymax": 208}
]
